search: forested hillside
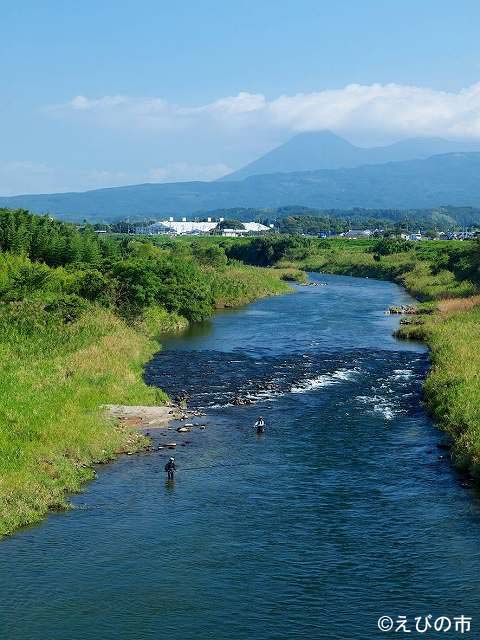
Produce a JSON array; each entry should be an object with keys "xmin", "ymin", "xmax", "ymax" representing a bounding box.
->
[{"xmin": 3, "ymin": 153, "xmax": 480, "ymax": 221}]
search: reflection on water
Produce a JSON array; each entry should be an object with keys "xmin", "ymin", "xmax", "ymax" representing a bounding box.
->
[{"xmin": 169, "ymin": 317, "xmax": 214, "ymax": 342}]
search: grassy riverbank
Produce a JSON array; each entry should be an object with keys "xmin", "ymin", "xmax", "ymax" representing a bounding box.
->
[
  {"xmin": 0, "ymin": 308, "xmax": 163, "ymax": 536},
  {"xmin": 397, "ymin": 301, "xmax": 480, "ymax": 475},
  {"xmin": 267, "ymin": 236, "xmax": 480, "ymax": 478},
  {"xmin": 0, "ymin": 210, "xmax": 296, "ymax": 536},
  {"xmin": 221, "ymin": 235, "xmax": 480, "ymax": 477},
  {"xmin": 0, "ymin": 271, "xmax": 292, "ymax": 537}
]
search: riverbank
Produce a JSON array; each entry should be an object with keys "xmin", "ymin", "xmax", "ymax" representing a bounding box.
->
[
  {"xmin": 0, "ymin": 250, "xmax": 295, "ymax": 536},
  {"xmin": 0, "ymin": 308, "xmax": 159, "ymax": 537},
  {"xmin": 397, "ymin": 302, "xmax": 480, "ymax": 474},
  {"xmin": 4, "ymin": 271, "xmax": 471, "ymax": 639},
  {"xmin": 285, "ymin": 239, "xmax": 480, "ymax": 478}
]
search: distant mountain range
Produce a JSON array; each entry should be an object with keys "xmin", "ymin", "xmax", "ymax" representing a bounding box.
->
[
  {"xmin": 219, "ymin": 131, "xmax": 480, "ymax": 180},
  {"xmin": 2, "ymin": 138, "xmax": 480, "ymax": 223}
]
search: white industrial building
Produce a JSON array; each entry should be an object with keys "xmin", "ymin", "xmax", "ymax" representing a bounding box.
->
[
  {"xmin": 147, "ymin": 220, "xmax": 218, "ymax": 235},
  {"xmin": 220, "ymin": 222, "xmax": 271, "ymax": 237},
  {"xmin": 342, "ymin": 229, "xmax": 373, "ymax": 239},
  {"xmin": 140, "ymin": 217, "xmax": 271, "ymax": 236},
  {"xmin": 242, "ymin": 222, "xmax": 272, "ymax": 232}
]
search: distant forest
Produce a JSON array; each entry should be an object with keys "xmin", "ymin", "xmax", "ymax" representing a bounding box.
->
[
  {"xmin": 202, "ymin": 205, "xmax": 480, "ymax": 230},
  {"xmin": 98, "ymin": 206, "xmax": 480, "ymax": 235}
]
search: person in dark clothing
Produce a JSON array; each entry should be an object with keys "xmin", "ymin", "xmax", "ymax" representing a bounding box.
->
[
  {"xmin": 255, "ymin": 416, "xmax": 265, "ymax": 434},
  {"xmin": 165, "ymin": 457, "xmax": 176, "ymax": 480}
]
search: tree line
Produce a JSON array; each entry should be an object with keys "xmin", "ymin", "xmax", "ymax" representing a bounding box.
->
[{"xmin": 0, "ymin": 209, "xmax": 233, "ymax": 329}]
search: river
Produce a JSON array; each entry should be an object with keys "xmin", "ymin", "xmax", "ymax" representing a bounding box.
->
[{"xmin": 1, "ymin": 273, "xmax": 479, "ymax": 639}]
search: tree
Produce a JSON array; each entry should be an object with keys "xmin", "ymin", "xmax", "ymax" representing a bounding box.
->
[
  {"xmin": 192, "ymin": 244, "xmax": 228, "ymax": 268},
  {"xmin": 71, "ymin": 269, "xmax": 116, "ymax": 306},
  {"xmin": 110, "ymin": 259, "xmax": 161, "ymax": 314},
  {"xmin": 216, "ymin": 219, "xmax": 245, "ymax": 230}
]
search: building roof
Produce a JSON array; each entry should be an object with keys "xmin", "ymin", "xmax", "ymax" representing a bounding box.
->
[
  {"xmin": 343, "ymin": 229, "xmax": 372, "ymax": 238},
  {"xmin": 242, "ymin": 222, "xmax": 269, "ymax": 231},
  {"xmin": 146, "ymin": 220, "xmax": 270, "ymax": 234},
  {"xmin": 147, "ymin": 221, "xmax": 218, "ymax": 234}
]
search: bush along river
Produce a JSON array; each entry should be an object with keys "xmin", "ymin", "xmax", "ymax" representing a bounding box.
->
[{"xmin": 1, "ymin": 273, "xmax": 480, "ymax": 639}]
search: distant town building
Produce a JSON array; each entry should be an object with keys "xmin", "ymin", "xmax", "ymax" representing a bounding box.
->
[
  {"xmin": 242, "ymin": 222, "xmax": 271, "ymax": 233},
  {"xmin": 219, "ymin": 222, "xmax": 270, "ymax": 237},
  {"xmin": 342, "ymin": 229, "xmax": 373, "ymax": 239},
  {"xmin": 137, "ymin": 219, "xmax": 270, "ymax": 236},
  {"xmin": 144, "ymin": 221, "xmax": 218, "ymax": 235},
  {"xmin": 221, "ymin": 229, "xmax": 242, "ymax": 237}
]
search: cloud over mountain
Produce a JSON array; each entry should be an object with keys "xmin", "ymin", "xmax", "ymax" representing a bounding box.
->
[{"xmin": 50, "ymin": 82, "xmax": 480, "ymax": 140}]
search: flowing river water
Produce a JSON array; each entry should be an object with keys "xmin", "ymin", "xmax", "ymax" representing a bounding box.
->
[{"xmin": 1, "ymin": 273, "xmax": 480, "ymax": 639}]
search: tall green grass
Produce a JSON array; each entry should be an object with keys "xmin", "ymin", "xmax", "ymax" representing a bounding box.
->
[
  {"xmin": 0, "ymin": 307, "xmax": 165, "ymax": 536},
  {"xmin": 294, "ymin": 239, "xmax": 478, "ymax": 301},
  {"xmin": 202, "ymin": 262, "xmax": 297, "ymax": 308},
  {"xmin": 0, "ymin": 261, "xmax": 292, "ymax": 536},
  {"xmin": 395, "ymin": 302, "xmax": 480, "ymax": 476}
]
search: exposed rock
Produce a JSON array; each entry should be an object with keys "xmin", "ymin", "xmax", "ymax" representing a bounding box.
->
[
  {"xmin": 104, "ymin": 404, "xmax": 182, "ymax": 428},
  {"xmin": 387, "ymin": 304, "xmax": 418, "ymax": 315}
]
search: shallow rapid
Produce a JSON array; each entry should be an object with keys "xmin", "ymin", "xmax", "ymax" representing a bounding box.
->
[{"xmin": 1, "ymin": 273, "xmax": 479, "ymax": 640}]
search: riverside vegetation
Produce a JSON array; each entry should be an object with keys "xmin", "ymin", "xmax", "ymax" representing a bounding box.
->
[
  {"xmin": 226, "ymin": 235, "xmax": 480, "ymax": 479},
  {"xmin": 0, "ymin": 209, "xmax": 301, "ymax": 536},
  {"xmin": 3, "ymin": 206, "xmax": 480, "ymax": 536}
]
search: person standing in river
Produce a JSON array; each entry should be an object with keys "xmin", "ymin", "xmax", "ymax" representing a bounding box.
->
[
  {"xmin": 165, "ymin": 457, "xmax": 176, "ymax": 481},
  {"xmin": 255, "ymin": 416, "xmax": 265, "ymax": 434}
]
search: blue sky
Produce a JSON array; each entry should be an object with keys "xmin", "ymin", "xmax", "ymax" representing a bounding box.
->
[{"xmin": 2, "ymin": 0, "xmax": 480, "ymax": 194}]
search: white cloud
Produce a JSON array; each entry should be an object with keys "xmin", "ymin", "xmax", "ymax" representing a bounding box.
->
[
  {"xmin": 0, "ymin": 161, "xmax": 232, "ymax": 196},
  {"xmin": 10, "ymin": 82, "xmax": 480, "ymax": 194},
  {"xmin": 48, "ymin": 94, "xmax": 191, "ymax": 132},
  {"xmin": 69, "ymin": 95, "xmax": 130, "ymax": 110},
  {"xmin": 49, "ymin": 82, "xmax": 480, "ymax": 140},
  {"xmin": 266, "ymin": 83, "xmax": 480, "ymax": 139}
]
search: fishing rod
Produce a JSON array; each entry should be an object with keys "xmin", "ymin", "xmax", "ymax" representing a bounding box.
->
[{"xmin": 165, "ymin": 461, "xmax": 260, "ymax": 471}]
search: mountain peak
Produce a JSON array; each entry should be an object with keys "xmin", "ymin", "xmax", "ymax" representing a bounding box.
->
[
  {"xmin": 220, "ymin": 131, "xmax": 480, "ymax": 181},
  {"xmin": 289, "ymin": 130, "xmax": 351, "ymax": 142}
]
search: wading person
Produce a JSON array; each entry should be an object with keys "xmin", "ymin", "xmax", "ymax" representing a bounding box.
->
[
  {"xmin": 165, "ymin": 457, "xmax": 176, "ymax": 481},
  {"xmin": 255, "ymin": 416, "xmax": 265, "ymax": 434}
]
